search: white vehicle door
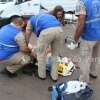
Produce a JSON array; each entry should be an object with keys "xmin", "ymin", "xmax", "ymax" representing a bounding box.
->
[
  {"xmin": 19, "ymin": 0, "xmax": 40, "ymax": 16},
  {"xmin": 41, "ymin": 0, "xmax": 78, "ymax": 12},
  {"xmin": 0, "ymin": 0, "xmax": 21, "ymax": 18}
]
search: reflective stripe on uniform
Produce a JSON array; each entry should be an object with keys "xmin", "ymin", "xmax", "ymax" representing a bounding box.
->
[{"xmin": 0, "ymin": 42, "xmax": 17, "ymax": 48}]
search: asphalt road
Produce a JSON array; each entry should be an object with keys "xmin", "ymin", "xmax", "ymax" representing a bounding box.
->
[{"xmin": 0, "ymin": 24, "xmax": 100, "ymax": 100}]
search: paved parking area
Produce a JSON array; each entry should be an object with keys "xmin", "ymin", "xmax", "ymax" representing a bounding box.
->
[{"xmin": 0, "ymin": 24, "xmax": 100, "ymax": 100}]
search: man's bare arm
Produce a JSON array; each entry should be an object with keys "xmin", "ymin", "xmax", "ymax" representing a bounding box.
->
[
  {"xmin": 74, "ymin": 15, "xmax": 86, "ymax": 42},
  {"xmin": 15, "ymin": 32, "xmax": 31, "ymax": 53},
  {"xmin": 25, "ymin": 21, "xmax": 32, "ymax": 43}
]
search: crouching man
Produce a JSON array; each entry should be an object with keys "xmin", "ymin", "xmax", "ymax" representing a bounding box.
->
[{"xmin": 0, "ymin": 15, "xmax": 32, "ymax": 78}]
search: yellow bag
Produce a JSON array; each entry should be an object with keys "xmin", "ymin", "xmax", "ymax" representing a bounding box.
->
[{"xmin": 57, "ymin": 57, "xmax": 75, "ymax": 76}]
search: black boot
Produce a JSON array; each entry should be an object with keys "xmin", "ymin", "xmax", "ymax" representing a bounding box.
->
[
  {"xmin": 22, "ymin": 63, "xmax": 38, "ymax": 76},
  {"xmin": 1, "ymin": 68, "xmax": 17, "ymax": 78},
  {"xmin": 89, "ymin": 73, "xmax": 98, "ymax": 79}
]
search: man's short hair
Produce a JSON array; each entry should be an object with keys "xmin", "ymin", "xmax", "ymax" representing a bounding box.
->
[{"xmin": 9, "ymin": 15, "xmax": 24, "ymax": 22}]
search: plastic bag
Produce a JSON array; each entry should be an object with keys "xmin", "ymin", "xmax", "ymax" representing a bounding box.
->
[{"xmin": 50, "ymin": 80, "xmax": 93, "ymax": 100}]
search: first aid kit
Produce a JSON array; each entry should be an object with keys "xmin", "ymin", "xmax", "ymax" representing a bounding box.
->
[{"xmin": 46, "ymin": 55, "xmax": 75, "ymax": 76}]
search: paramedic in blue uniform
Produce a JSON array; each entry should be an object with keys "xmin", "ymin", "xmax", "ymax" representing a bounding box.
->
[
  {"xmin": 74, "ymin": 0, "xmax": 100, "ymax": 83},
  {"xmin": 0, "ymin": 15, "xmax": 31, "ymax": 77},
  {"xmin": 26, "ymin": 13, "xmax": 65, "ymax": 81}
]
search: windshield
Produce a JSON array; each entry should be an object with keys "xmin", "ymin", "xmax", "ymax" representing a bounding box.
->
[{"xmin": 0, "ymin": 0, "xmax": 13, "ymax": 2}]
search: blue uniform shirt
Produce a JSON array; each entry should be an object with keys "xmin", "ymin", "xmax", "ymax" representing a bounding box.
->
[
  {"xmin": 30, "ymin": 13, "xmax": 61, "ymax": 37},
  {"xmin": 80, "ymin": 0, "xmax": 100, "ymax": 41},
  {"xmin": 0, "ymin": 24, "xmax": 21, "ymax": 60}
]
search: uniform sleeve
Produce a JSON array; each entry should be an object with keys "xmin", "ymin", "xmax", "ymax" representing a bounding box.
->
[
  {"xmin": 15, "ymin": 32, "xmax": 27, "ymax": 47},
  {"xmin": 26, "ymin": 20, "xmax": 33, "ymax": 32},
  {"xmin": 75, "ymin": 1, "xmax": 86, "ymax": 16},
  {"xmin": 26, "ymin": 16, "xmax": 36, "ymax": 32}
]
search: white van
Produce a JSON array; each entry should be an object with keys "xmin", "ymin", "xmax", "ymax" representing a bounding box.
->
[
  {"xmin": 0, "ymin": 0, "xmax": 78, "ymax": 27},
  {"xmin": 0, "ymin": 0, "xmax": 40, "ymax": 18},
  {"xmin": 41, "ymin": 0, "xmax": 78, "ymax": 23}
]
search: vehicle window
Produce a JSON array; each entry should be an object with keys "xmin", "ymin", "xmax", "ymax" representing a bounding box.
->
[
  {"xmin": 15, "ymin": 0, "xmax": 31, "ymax": 4},
  {"xmin": 0, "ymin": 0, "xmax": 13, "ymax": 2},
  {"xmin": 15, "ymin": 0, "xmax": 23, "ymax": 4},
  {"xmin": 9, "ymin": 0, "xmax": 13, "ymax": 1},
  {"xmin": 0, "ymin": 0, "xmax": 7, "ymax": 2},
  {"xmin": 23, "ymin": 0, "xmax": 31, "ymax": 2},
  {"xmin": 18, "ymin": 0, "xmax": 23, "ymax": 3}
]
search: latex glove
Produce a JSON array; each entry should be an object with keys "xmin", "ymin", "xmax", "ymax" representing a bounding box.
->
[{"xmin": 67, "ymin": 41, "xmax": 78, "ymax": 50}]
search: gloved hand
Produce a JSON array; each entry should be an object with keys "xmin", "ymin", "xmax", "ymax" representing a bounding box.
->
[{"xmin": 67, "ymin": 40, "xmax": 79, "ymax": 50}]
